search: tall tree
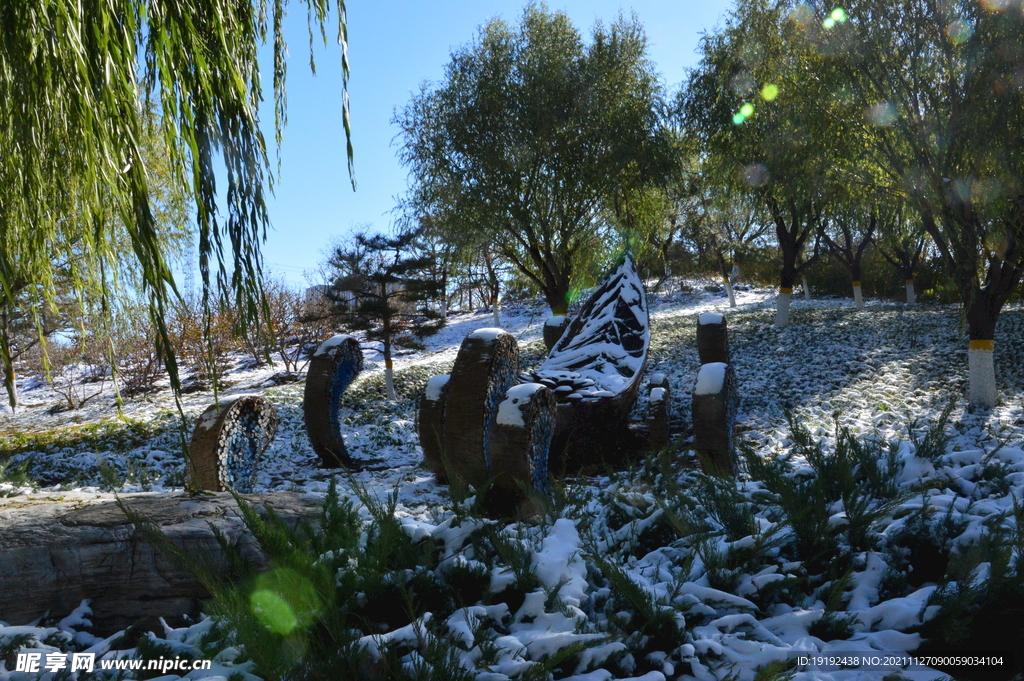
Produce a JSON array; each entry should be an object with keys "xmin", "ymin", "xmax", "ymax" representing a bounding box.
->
[
  {"xmin": 875, "ymin": 203, "xmax": 929, "ymax": 305},
  {"xmin": 816, "ymin": 0, "xmax": 1024, "ymax": 406},
  {"xmin": 0, "ymin": 0, "xmax": 352, "ymax": 399},
  {"xmin": 819, "ymin": 207, "xmax": 877, "ymax": 310},
  {"xmin": 397, "ymin": 3, "xmax": 673, "ymax": 315},
  {"xmin": 680, "ymin": 0, "xmax": 857, "ymax": 326}
]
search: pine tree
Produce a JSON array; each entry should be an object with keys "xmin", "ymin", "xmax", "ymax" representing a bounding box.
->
[{"xmin": 326, "ymin": 229, "xmax": 442, "ymax": 399}]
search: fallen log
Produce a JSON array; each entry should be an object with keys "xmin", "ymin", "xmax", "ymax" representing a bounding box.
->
[{"xmin": 0, "ymin": 491, "xmax": 322, "ymax": 634}]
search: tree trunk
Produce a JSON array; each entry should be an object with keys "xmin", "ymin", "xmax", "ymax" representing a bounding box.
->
[
  {"xmin": 440, "ymin": 269, "xmax": 449, "ymax": 321},
  {"xmin": 775, "ymin": 288, "xmax": 792, "ymax": 327},
  {"xmin": 2, "ymin": 355, "xmax": 15, "ymax": 412},
  {"xmin": 719, "ymin": 257, "xmax": 737, "ymax": 308},
  {"xmin": 382, "ymin": 320, "xmax": 396, "ymax": 400},
  {"xmin": 801, "ymin": 276, "xmax": 811, "ymax": 301},
  {"xmin": 0, "ymin": 320, "xmax": 16, "ymax": 411},
  {"xmin": 777, "ymin": 267, "xmax": 797, "ymax": 327},
  {"xmin": 546, "ymin": 279, "xmax": 572, "ymax": 317},
  {"xmin": 384, "ymin": 358, "xmax": 396, "ymax": 400},
  {"xmin": 905, "ymin": 279, "xmax": 916, "ymax": 305},
  {"xmin": 850, "ymin": 263, "xmax": 864, "ymax": 310},
  {"xmin": 965, "ymin": 291, "xmax": 1002, "ymax": 408}
]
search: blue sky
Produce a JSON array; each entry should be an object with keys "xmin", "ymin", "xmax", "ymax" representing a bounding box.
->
[{"xmin": 256, "ymin": 0, "xmax": 735, "ymax": 288}]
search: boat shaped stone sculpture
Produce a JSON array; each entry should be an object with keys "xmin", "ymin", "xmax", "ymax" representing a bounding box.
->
[
  {"xmin": 418, "ymin": 254, "xmax": 652, "ymax": 511},
  {"xmin": 521, "ymin": 255, "xmax": 650, "ymax": 468}
]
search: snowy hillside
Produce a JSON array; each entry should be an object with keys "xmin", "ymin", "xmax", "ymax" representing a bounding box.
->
[{"xmin": 2, "ymin": 284, "xmax": 1023, "ymax": 681}]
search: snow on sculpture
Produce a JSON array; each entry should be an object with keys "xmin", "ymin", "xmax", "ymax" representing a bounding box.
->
[
  {"xmin": 188, "ymin": 395, "xmax": 279, "ymax": 493},
  {"xmin": 303, "ymin": 335, "xmax": 363, "ymax": 468},
  {"xmin": 522, "ymin": 255, "xmax": 650, "ymax": 467}
]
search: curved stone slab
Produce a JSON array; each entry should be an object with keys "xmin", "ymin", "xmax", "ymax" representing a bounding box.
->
[
  {"xmin": 441, "ymin": 329, "xmax": 520, "ymax": 487},
  {"xmin": 303, "ymin": 335, "xmax": 363, "ymax": 468}
]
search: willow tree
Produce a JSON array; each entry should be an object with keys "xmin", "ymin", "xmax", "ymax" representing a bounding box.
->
[
  {"xmin": 816, "ymin": 0, "xmax": 1024, "ymax": 406},
  {"xmin": 397, "ymin": 4, "xmax": 673, "ymax": 316},
  {"xmin": 679, "ymin": 0, "xmax": 856, "ymax": 326},
  {"xmin": 0, "ymin": 0, "xmax": 352, "ymax": 405}
]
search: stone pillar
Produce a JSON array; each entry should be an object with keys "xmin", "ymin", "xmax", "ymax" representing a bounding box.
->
[
  {"xmin": 489, "ymin": 383, "xmax": 557, "ymax": 515},
  {"xmin": 188, "ymin": 395, "xmax": 278, "ymax": 493},
  {"xmin": 692, "ymin": 362, "xmax": 739, "ymax": 477},
  {"xmin": 543, "ymin": 315, "xmax": 570, "ymax": 351},
  {"xmin": 696, "ymin": 312, "xmax": 729, "ymax": 364},
  {"xmin": 418, "ymin": 374, "xmax": 450, "ymax": 483},
  {"xmin": 647, "ymin": 372, "xmax": 671, "ymax": 452}
]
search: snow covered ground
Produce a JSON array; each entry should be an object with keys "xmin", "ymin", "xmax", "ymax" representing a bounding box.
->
[{"xmin": 2, "ymin": 283, "xmax": 1023, "ymax": 680}]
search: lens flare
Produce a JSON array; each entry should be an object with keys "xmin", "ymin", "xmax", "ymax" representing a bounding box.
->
[
  {"xmin": 947, "ymin": 19, "xmax": 973, "ymax": 43},
  {"xmin": 251, "ymin": 590, "xmax": 298, "ymax": 635},
  {"xmin": 789, "ymin": 3, "xmax": 814, "ymax": 26},
  {"xmin": 740, "ymin": 103, "xmax": 755, "ymax": 117},
  {"xmin": 742, "ymin": 163, "xmax": 769, "ymax": 187},
  {"xmin": 980, "ymin": 0, "xmax": 1012, "ymax": 10},
  {"xmin": 760, "ymin": 84, "xmax": 779, "ymax": 101},
  {"xmin": 248, "ymin": 568, "xmax": 322, "ymax": 636},
  {"xmin": 733, "ymin": 113, "xmax": 746, "ymax": 125},
  {"xmin": 865, "ymin": 102, "xmax": 897, "ymax": 126},
  {"xmin": 830, "ymin": 7, "xmax": 847, "ymax": 21}
]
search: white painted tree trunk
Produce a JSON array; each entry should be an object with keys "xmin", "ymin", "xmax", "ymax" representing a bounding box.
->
[
  {"xmin": 775, "ymin": 289, "xmax": 792, "ymax": 327},
  {"xmin": 385, "ymin": 360, "xmax": 397, "ymax": 400},
  {"xmin": 492, "ymin": 296, "xmax": 500, "ymax": 328},
  {"xmin": 968, "ymin": 341, "xmax": 996, "ymax": 407},
  {"xmin": 853, "ymin": 282, "xmax": 864, "ymax": 310},
  {"xmin": 905, "ymin": 280, "xmax": 916, "ymax": 305},
  {"xmin": 801, "ymin": 276, "xmax": 811, "ymax": 301},
  {"xmin": 441, "ymin": 299, "xmax": 448, "ymax": 321},
  {"xmin": 725, "ymin": 278, "xmax": 737, "ymax": 307}
]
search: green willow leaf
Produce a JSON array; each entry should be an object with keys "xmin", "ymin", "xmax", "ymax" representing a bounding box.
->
[{"xmin": 0, "ymin": 0, "xmax": 353, "ymax": 410}]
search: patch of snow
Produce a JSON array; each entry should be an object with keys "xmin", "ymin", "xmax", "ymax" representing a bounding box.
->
[
  {"xmin": 694, "ymin": 362, "xmax": 728, "ymax": 395},
  {"xmin": 698, "ymin": 312, "xmax": 724, "ymax": 325},
  {"xmin": 468, "ymin": 327, "xmax": 507, "ymax": 342},
  {"xmin": 496, "ymin": 383, "xmax": 547, "ymax": 427},
  {"xmin": 312, "ymin": 334, "xmax": 353, "ymax": 357},
  {"xmin": 423, "ymin": 374, "xmax": 449, "ymax": 402}
]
